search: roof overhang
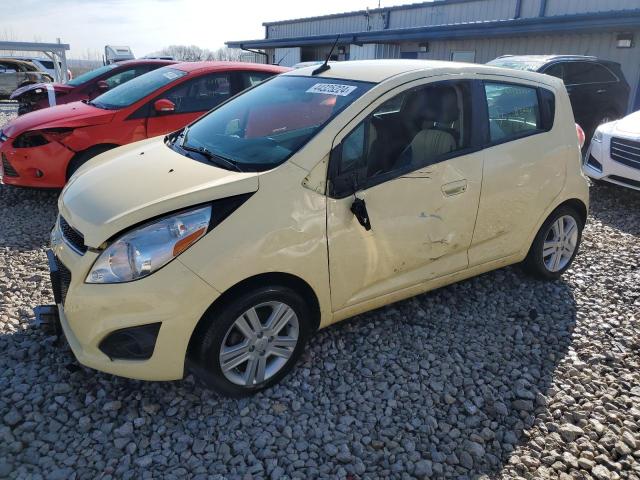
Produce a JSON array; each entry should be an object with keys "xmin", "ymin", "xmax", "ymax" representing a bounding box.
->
[
  {"xmin": 227, "ymin": 9, "xmax": 640, "ymax": 49},
  {"xmin": 0, "ymin": 41, "xmax": 70, "ymax": 52}
]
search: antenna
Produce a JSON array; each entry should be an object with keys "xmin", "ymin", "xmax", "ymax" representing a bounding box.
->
[{"xmin": 312, "ymin": 35, "xmax": 340, "ymax": 76}]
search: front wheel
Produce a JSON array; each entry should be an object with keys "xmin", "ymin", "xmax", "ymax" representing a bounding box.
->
[
  {"xmin": 523, "ymin": 206, "xmax": 584, "ymax": 280},
  {"xmin": 66, "ymin": 145, "xmax": 115, "ymax": 180},
  {"xmin": 196, "ymin": 286, "xmax": 311, "ymax": 396}
]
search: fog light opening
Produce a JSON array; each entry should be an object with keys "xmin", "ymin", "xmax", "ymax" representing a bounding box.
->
[{"xmin": 99, "ymin": 323, "xmax": 161, "ymax": 361}]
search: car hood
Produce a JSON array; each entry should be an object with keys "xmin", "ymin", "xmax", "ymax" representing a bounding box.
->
[
  {"xmin": 59, "ymin": 138, "xmax": 259, "ymax": 248},
  {"xmin": 614, "ymin": 110, "xmax": 640, "ymax": 136},
  {"xmin": 1, "ymin": 101, "xmax": 115, "ymax": 138},
  {"xmin": 9, "ymin": 82, "xmax": 73, "ymax": 99}
]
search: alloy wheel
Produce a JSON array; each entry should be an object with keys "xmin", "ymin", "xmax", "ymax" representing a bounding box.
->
[
  {"xmin": 542, "ymin": 215, "xmax": 578, "ymax": 272},
  {"xmin": 219, "ymin": 301, "xmax": 299, "ymax": 386}
]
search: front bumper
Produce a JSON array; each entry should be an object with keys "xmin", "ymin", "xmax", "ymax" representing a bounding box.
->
[
  {"xmin": 47, "ymin": 236, "xmax": 221, "ymax": 381},
  {"xmin": 583, "ymin": 134, "xmax": 640, "ymax": 191},
  {"xmin": 0, "ymin": 137, "xmax": 73, "ymax": 188}
]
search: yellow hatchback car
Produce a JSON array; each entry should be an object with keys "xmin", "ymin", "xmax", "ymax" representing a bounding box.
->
[{"xmin": 47, "ymin": 60, "xmax": 589, "ymax": 396}]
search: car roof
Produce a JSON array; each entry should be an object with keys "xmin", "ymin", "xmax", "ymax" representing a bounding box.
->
[
  {"xmin": 283, "ymin": 59, "xmax": 554, "ymax": 84},
  {"xmin": 113, "ymin": 59, "xmax": 177, "ymax": 67},
  {"xmin": 494, "ymin": 55, "xmax": 600, "ymax": 63},
  {"xmin": 171, "ymin": 61, "xmax": 290, "ymax": 74},
  {"xmin": 0, "ymin": 58, "xmax": 38, "ymax": 69},
  {"xmin": 6, "ymin": 56, "xmax": 51, "ymax": 61}
]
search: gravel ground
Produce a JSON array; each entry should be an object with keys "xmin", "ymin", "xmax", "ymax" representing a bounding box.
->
[{"xmin": 1, "ymin": 105, "xmax": 639, "ymax": 479}]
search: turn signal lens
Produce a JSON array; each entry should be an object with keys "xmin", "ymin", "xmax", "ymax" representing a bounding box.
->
[{"xmin": 172, "ymin": 227, "xmax": 206, "ymax": 256}]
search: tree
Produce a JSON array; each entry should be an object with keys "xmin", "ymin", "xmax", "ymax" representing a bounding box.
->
[{"xmin": 154, "ymin": 45, "xmax": 243, "ymax": 62}]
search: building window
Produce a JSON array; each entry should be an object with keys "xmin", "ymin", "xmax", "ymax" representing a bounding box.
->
[{"xmin": 451, "ymin": 51, "xmax": 476, "ymax": 63}]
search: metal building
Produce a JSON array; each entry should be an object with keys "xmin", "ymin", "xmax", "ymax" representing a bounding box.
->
[{"xmin": 226, "ymin": 0, "xmax": 640, "ymax": 111}]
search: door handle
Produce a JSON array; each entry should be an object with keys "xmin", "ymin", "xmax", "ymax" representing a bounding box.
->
[
  {"xmin": 442, "ymin": 179, "xmax": 467, "ymax": 197},
  {"xmin": 596, "ymin": 89, "xmax": 607, "ymax": 94}
]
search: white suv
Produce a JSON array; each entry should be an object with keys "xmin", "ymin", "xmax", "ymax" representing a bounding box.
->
[{"xmin": 584, "ymin": 110, "xmax": 640, "ymax": 191}]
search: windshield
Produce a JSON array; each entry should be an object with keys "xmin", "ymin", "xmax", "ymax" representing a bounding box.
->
[
  {"xmin": 487, "ymin": 58, "xmax": 546, "ymax": 72},
  {"xmin": 178, "ymin": 75, "xmax": 373, "ymax": 171},
  {"xmin": 91, "ymin": 67, "xmax": 187, "ymax": 110},
  {"xmin": 67, "ymin": 64, "xmax": 117, "ymax": 86}
]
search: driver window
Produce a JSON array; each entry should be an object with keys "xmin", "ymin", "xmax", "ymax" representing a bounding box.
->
[
  {"xmin": 161, "ymin": 73, "xmax": 232, "ymax": 114},
  {"xmin": 331, "ymin": 80, "xmax": 472, "ymax": 196}
]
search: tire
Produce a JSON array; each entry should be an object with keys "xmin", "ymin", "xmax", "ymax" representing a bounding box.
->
[
  {"xmin": 66, "ymin": 145, "xmax": 115, "ymax": 180},
  {"xmin": 195, "ymin": 285, "xmax": 311, "ymax": 397},
  {"xmin": 523, "ymin": 206, "xmax": 584, "ymax": 280}
]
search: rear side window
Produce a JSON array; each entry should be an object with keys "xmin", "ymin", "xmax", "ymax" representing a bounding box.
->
[
  {"xmin": 564, "ymin": 62, "xmax": 617, "ymax": 85},
  {"xmin": 484, "ymin": 82, "xmax": 554, "ymax": 144},
  {"xmin": 242, "ymin": 71, "xmax": 273, "ymax": 88}
]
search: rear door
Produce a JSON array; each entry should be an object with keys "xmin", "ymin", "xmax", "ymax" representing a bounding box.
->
[
  {"xmin": 326, "ymin": 77, "xmax": 484, "ymax": 311},
  {"xmin": 469, "ymin": 79, "xmax": 562, "ymax": 266},
  {"xmin": 554, "ymin": 61, "xmax": 619, "ymax": 132},
  {"xmin": 145, "ymin": 72, "xmax": 233, "ymax": 137}
]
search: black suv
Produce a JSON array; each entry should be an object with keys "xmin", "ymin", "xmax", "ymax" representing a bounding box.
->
[{"xmin": 488, "ymin": 55, "xmax": 630, "ymax": 140}]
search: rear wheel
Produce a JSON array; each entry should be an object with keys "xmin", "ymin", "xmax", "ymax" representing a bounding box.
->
[
  {"xmin": 66, "ymin": 145, "xmax": 115, "ymax": 180},
  {"xmin": 523, "ymin": 206, "xmax": 583, "ymax": 280},
  {"xmin": 196, "ymin": 286, "xmax": 311, "ymax": 396}
]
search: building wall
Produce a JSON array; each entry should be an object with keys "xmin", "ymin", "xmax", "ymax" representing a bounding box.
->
[
  {"xmin": 264, "ymin": 0, "xmax": 640, "ymax": 38},
  {"xmin": 273, "ymin": 47, "xmax": 300, "ymax": 67},
  {"xmin": 544, "ymin": 0, "xmax": 639, "ymax": 16},
  {"xmin": 388, "ymin": 0, "xmax": 516, "ymax": 28}
]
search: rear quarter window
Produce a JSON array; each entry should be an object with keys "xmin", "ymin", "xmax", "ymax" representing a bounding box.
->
[{"xmin": 484, "ymin": 82, "xmax": 555, "ymax": 144}]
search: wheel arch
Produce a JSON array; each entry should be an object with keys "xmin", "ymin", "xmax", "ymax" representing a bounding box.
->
[
  {"xmin": 66, "ymin": 143, "xmax": 119, "ymax": 179},
  {"xmin": 556, "ymin": 198, "xmax": 588, "ymax": 227},
  {"xmin": 186, "ymin": 272, "xmax": 322, "ymax": 359}
]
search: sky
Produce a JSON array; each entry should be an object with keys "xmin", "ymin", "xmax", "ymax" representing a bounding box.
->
[{"xmin": 1, "ymin": 0, "xmax": 423, "ymax": 59}]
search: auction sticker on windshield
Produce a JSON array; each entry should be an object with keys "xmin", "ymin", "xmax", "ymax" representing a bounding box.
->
[{"xmin": 306, "ymin": 83, "xmax": 358, "ymax": 96}]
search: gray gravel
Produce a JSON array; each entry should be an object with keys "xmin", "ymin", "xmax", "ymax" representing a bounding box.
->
[{"xmin": 1, "ymin": 104, "xmax": 639, "ymax": 478}]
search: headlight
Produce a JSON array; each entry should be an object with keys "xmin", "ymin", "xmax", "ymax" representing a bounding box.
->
[
  {"xmin": 592, "ymin": 128, "xmax": 603, "ymax": 143},
  {"xmin": 86, "ymin": 206, "xmax": 211, "ymax": 284}
]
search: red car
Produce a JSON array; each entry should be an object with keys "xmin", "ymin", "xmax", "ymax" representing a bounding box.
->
[
  {"xmin": 0, "ymin": 62, "xmax": 288, "ymax": 188},
  {"xmin": 9, "ymin": 59, "xmax": 176, "ymax": 115}
]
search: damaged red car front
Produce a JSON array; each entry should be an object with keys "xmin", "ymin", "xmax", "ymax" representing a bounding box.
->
[
  {"xmin": 0, "ymin": 102, "xmax": 116, "ymax": 187},
  {"xmin": 9, "ymin": 59, "xmax": 175, "ymax": 115}
]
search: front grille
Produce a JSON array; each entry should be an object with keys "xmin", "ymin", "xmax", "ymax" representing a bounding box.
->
[
  {"xmin": 48, "ymin": 251, "xmax": 72, "ymax": 305},
  {"xmin": 60, "ymin": 216, "xmax": 87, "ymax": 254},
  {"xmin": 608, "ymin": 175, "xmax": 640, "ymax": 190},
  {"xmin": 1, "ymin": 153, "xmax": 19, "ymax": 177},
  {"xmin": 59, "ymin": 261, "xmax": 72, "ymax": 305},
  {"xmin": 610, "ymin": 137, "xmax": 640, "ymax": 171}
]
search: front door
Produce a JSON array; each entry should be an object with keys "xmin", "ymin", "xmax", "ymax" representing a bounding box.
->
[
  {"xmin": 146, "ymin": 72, "xmax": 234, "ymax": 138},
  {"xmin": 326, "ymin": 79, "xmax": 484, "ymax": 311}
]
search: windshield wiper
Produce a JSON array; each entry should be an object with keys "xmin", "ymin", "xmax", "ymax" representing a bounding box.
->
[{"xmin": 181, "ymin": 144, "xmax": 244, "ymax": 173}]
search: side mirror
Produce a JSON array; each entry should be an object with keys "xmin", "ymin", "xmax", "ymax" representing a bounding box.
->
[
  {"xmin": 154, "ymin": 98, "xmax": 175, "ymax": 113},
  {"xmin": 96, "ymin": 80, "xmax": 110, "ymax": 91}
]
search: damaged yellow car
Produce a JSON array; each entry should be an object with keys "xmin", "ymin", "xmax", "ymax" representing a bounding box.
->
[{"xmin": 44, "ymin": 60, "xmax": 589, "ymax": 396}]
